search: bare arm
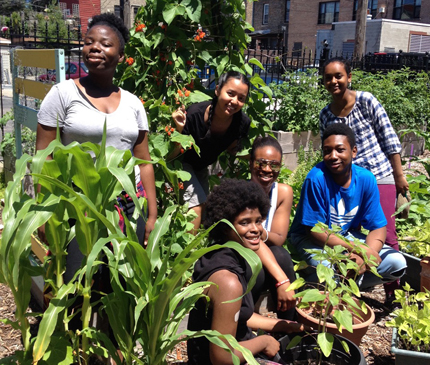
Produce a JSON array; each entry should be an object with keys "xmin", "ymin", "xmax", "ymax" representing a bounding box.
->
[
  {"xmin": 389, "ymin": 153, "xmax": 409, "ymax": 194},
  {"xmin": 255, "ymin": 242, "xmax": 295, "ymax": 311},
  {"xmin": 207, "ymin": 270, "xmax": 280, "ymax": 365},
  {"xmin": 247, "ymin": 312, "xmax": 310, "ymax": 334},
  {"xmin": 263, "ymin": 184, "xmax": 293, "ymax": 247},
  {"xmin": 134, "ymin": 131, "xmax": 157, "ymax": 246}
]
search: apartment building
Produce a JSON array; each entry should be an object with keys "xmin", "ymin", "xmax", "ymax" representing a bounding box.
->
[
  {"xmin": 246, "ymin": 0, "xmax": 430, "ymax": 52},
  {"xmin": 58, "ymin": 0, "xmax": 145, "ymax": 33}
]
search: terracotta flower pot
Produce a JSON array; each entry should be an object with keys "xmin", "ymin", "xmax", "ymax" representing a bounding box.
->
[
  {"xmin": 420, "ymin": 256, "xmax": 430, "ymax": 292},
  {"xmin": 296, "ymin": 296, "xmax": 375, "ymax": 346}
]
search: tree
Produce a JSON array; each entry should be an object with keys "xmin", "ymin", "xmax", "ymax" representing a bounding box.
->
[{"xmin": 0, "ymin": 0, "xmax": 25, "ymax": 16}]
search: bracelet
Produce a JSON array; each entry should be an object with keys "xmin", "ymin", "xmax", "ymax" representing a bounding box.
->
[
  {"xmin": 262, "ymin": 227, "xmax": 269, "ymax": 242},
  {"xmin": 275, "ymin": 279, "xmax": 290, "ymax": 288}
]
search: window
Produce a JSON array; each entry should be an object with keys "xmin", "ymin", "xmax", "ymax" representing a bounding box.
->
[
  {"xmin": 393, "ymin": 0, "xmax": 421, "ymax": 20},
  {"xmin": 285, "ymin": 0, "xmax": 290, "ymax": 22},
  {"xmin": 72, "ymin": 4, "xmax": 79, "ymax": 16},
  {"xmin": 292, "ymin": 42, "xmax": 302, "ymax": 56},
  {"xmin": 353, "ymin": 0, "xmax": 378, "ymax": 20},
  {"xmin": 318, "ymin": 1, "xmax": 339, "ymax": 24},
  {"xmin": 59, "ymin": 2, "xmax": 67, "ymax": 11},
  {"xmin": 263, "ymin": 4, "xmax": 269, "ymax": 24},
  {"xmin": 114, "ymin": 5, "xmax": 121, "ymax": 18}
]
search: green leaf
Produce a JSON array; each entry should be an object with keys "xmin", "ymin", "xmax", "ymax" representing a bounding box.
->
[
  {"xmin": 300, "ymin": 289, "xmax": 326, "ymax": 303},
  {"xmin": 333, "ymin": 309, "xmax": 353, "ymax": 333},
  {"xmin": 285, "ymin": 335, "xmax": 303, "ymax": 350},
  {"xmin": 182, "ymin": 0, "xmax": 202, "ymax": 23},
  {"xmin": 33, "ymin": 282, "xmax": 76, "ymax": 363},
  {"xmin": 318, "ymin": 332, "xmax": 334, "ymax": 358},
  {"xmin": 39, "ymin": 334, "xmax": 74, "ymax": 365}
]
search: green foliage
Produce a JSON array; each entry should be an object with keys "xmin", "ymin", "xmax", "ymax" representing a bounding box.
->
[
  {"xmin": 395, "ymin": 156, "xmax": 430, "ymax": 258},
  {"xmin": 0, "ymin": 0, "xmax": 25, "ymax": 16},
  {"xmin": 351, "ymin": 68, "xmax": 430, "ymax": 131},
  {"xmin": 115, "ymin": 0, "xmax": 272, "ymax": 134},
  {"xmin": 266, "ymin": 69, "xmax": 330, "ymax": 133},
  {"xmin": 287, "ymin": 223, "xmax": 380, "ymax": 363},
  {"xmin": 0, "ymin": 126, "xmax": 36, "ymax": 157},
  {"xmin": 286, "ymin": 144, "xmax": 321, "ymax": 222},
  {"xmin": 386, "ymin": 284, "xmax": 430, "ymax": 353},
  {"xmin": 0, "ymin": 129, "xmax": 263, "ymax": 364}
]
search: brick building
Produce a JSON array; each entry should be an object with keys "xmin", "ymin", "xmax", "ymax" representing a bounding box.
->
[
  {"xmin": 246, "ymin": 0, "xmax": 430, "ymax": 53},
  {"xmin": 58, "ymin": 0, "xmax": 145, "ymax": 34}
]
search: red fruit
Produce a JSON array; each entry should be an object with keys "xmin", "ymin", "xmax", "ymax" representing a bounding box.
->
[
  {"xmin": 185, "ymin": 90, "xmax": 190, "ymax": 97},
  {"xmin": 168, "ymin": 131, "xmax": 171, "ymax": 136},
  {"xmin": 180, "ymin": 148, "xmax": 184, "ymax": 154}
]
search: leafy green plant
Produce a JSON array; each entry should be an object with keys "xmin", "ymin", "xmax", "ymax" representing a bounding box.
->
[
  {"xmin": 351, "ymin": 68, "xmax": 430, "ymax": 131},
  {"xmin": 286, "ymin": 223, "xmax": 379, "ymax": 363},
  {"xmin": 266, "ymin": 69, "xmax": 330, "ymax": 133},
  {"xmin": 0, "ymin": 110, "xmax": 13, "ymax": 139},
  {"xmin": 395, "ymin": 157, "xmax": 430, "ymax": 258},
  {"xmin": 0, "ymin": 126, "xmax": 36, "ymax": 158},
  {"xmin": 386, "ymin": 284, "xmax": 430, "ymax": 353},
  {"xmin": 0, "ymin": 128, "xmax": 264, "ymax": 365},
  {"xmin": 285, "ymin": 144, "xmax": 321, "ymax": 222}
]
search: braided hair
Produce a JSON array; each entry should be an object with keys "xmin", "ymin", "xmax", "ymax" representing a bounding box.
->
[
  {"xmin": 88, "ymin": 13, "xmax": 130, "ymax": 53},
  {"xmin": 207, "ymin": 71, "xmax": 250, "ymax": 151}
]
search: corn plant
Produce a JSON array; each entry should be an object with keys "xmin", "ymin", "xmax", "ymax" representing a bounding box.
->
[{"xmin": 0, "ymin": 127, "xmax": 263, "ymax": 364}]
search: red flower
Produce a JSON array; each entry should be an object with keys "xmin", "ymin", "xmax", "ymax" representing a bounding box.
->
[
  {"xmin": 168, "ymin": 60, "xmax": 173, "ymax": 65},
  {"xmin": 165, "ymin": 126, "xmax": 169, "ymax": 132},
  {"xmin": 125, "ymin": 57, "xmax": 134, "ymax": 66}
]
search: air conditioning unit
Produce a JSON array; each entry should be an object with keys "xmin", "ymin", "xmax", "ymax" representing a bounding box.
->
[{"xmin": 379, "ymin": 7, "xmax": 386, "ymax": 13}]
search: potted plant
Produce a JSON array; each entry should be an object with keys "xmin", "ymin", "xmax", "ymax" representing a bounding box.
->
[
  {"xmin": 0, "ymin": 130, "xmax": 264, "ymax": 365},
  {"xmin": 284, "ymin": 223, "xmax": 378, "ymax": 364},
  {"xmin": 386, "ymin": 284, "xmax": 430, "ymax": 365}
]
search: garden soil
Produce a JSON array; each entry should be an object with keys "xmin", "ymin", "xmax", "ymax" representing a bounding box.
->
[{"xmin": 1, "ymin": 155, "xmax": 427, "ymax": 363}]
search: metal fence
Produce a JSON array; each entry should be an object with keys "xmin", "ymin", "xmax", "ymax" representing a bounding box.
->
[{"xmin": 2, "ymin": 23, "xmax": 430, "ymax": 91}]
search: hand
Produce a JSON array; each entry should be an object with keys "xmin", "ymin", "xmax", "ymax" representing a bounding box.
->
[
  {"xmin": 172, "ymin": 105, "xmax": 186, "ymax": 133},
  {"xmin": 144, "ymin": 216, "xmax": 156, "ymax": 248},
  {"xmin": 275, "ymin": 320, "xmax": 314, "ymax": 334},
  {"xmin": 276, "ymin": 282, "xmax": 296, "ymax": 312},
  {"xmin": 261, "ymin": 335, "xmax": 280, "ymax": 358},
  {"xmin": 394, "ymin": 175, "xmax": 409, "ymax": 194}
]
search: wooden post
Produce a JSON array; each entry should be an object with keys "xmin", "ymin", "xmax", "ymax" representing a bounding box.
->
[{"xmin": 353, "ymin": 0, "xmax": 368, "ymax": 60}]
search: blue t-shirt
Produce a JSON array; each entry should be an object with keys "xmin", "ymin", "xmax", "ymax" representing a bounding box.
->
[{"xmin": 289, "ymin": 162, "xmax": 387, "ymax": 238}]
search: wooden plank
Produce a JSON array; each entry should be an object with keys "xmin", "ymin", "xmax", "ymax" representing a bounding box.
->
[
  {"xmin": 31, "ymin": 234, "xmax": 47, "ymax": 264},
  {"xmin": 14, "ymin": 105, "xmax": 38, "ymax": 131},
  {"xmin": 14, "ymin": 77, "xmax": 53, "ymax": 100},
  {"xmin": 14, "ymin": 49, "xmax": 59, "ymax": 69}
]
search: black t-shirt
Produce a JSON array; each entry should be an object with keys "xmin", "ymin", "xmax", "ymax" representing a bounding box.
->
[
  {"xmin": 187, "ymin": 247, "xmax": 255, "ymax": 365},
  {"xmin": 182, "ymin": 101, "xmax": 251, "ymax": 170}
]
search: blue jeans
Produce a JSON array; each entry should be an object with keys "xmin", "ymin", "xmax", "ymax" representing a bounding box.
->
[{"xmin": 290, "ymin": 231, "xmax": 407, "ymax": 290}]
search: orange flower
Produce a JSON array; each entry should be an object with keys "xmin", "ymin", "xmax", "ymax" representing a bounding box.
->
[
  {"xmin": 200, "ymin": 32, "xmax": 205, "ymax": 38},
  {"xmin": 184, "ymin": 90, "xmax": 190, "ymax": 97},
  {"xmin": 194, "ymin": 35, "xmax": 200, "ymax": 41},
  {"xmin": 170, "ymin": 127, "xmax": 174, "ymax": 132},
  {"xmin": 168, "ymin": 131, "xmax": 171, "ymax": 136},
  {"xmin": 178, "ymin": 182, "xmax": 184, "ymax": 190},
  {"xmin": 162, "ymin": 101, "xmax": 165, "ymax": 105},
  {"xmin": 126, "ymin": 57, "xmax": 134, "ymax": 66},
  {"xmin": 178, "ymin": 89, "xmax": 184, "ymax": 97},
  {"xmin": 180, "ymin": 148, "xmax": 185, "ymax": 154},
  {"xmin": 135, "ymin": 23, "xmax": 146, "ymax": 32},
  {"xmin": 139, "ymin": 96, "xmax": 145, "ymax": 104}
]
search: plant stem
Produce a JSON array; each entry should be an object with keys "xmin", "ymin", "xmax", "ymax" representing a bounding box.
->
[{"xmin": 81, "ymin": 290, "xmax": 92, "ymax": 363}]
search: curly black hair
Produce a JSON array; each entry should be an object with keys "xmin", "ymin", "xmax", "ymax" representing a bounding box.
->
[
  {"xmin": 204, "ymin": 179, "xmax": 271, "ymax": 242},
  {"xmin": 322, "ymin": 123, "xmax": 356, "ymax": 149},
  {"xmin": 88, "ymin": 13, "xmax": 130, "ymax": 52}
]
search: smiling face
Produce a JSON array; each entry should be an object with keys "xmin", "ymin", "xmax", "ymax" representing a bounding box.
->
[
  {"xmin": 323, "ymin": 61, "xmax": 351, "ymax": 96},
  {"xmin": 250, "ymin": 146, "xmax": 282, "ymax": 192},
  {"xmin": 323, "ymin": 134, "xmax": 357, "ymax": 178},
  {"xmin": 82, "ymin": 25, "xmax": 124, "ymax": 76},
  {"xmin": 214, "ymin": 78, "xmax": 249, "ymax": 118},
  {"xmin": 225, "ymin": 207, "xmax": 263, "ymax": 251}
]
